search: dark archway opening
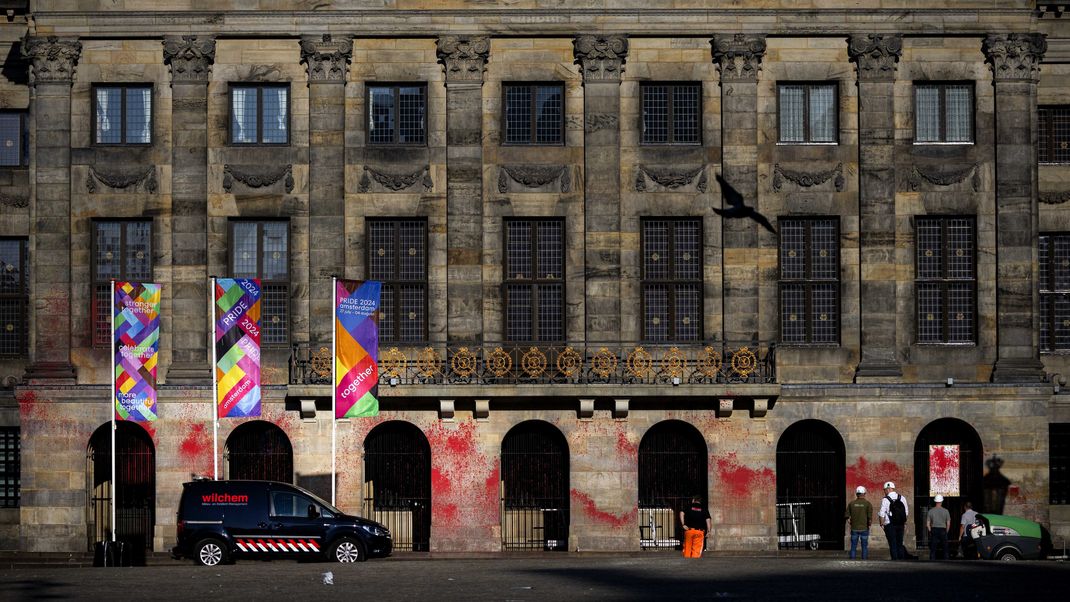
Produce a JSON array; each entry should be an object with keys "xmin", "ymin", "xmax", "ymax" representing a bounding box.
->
[
  {"xmin": 86, "ymin": 422, "xmax": 155, "ymax": 554},
  {"xmin": 638, "ymin": 420, "xmax": 707, "ymax": 550},
  {"xmin": 224, "ymin": 421, "xmax": 293, "ymax": 483},
  {"xmin": 913, "ymin": 417, "xmax": 983, "ymax": 553},
  {"xmin": 501, "ymin": 420, "xmax": 569, "ymax": 551},
  {"xmin": 776, "ymin": 419, "xmax": 846, "ymax": 550},
  {"xmin": 363, "ymin": 421, "xmax": 431, "ymax": 552}
]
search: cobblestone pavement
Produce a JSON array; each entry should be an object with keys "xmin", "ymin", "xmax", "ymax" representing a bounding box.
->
[{"xmin": 1, "ymin": 555, "xmax": 1067, "ymax": 601}]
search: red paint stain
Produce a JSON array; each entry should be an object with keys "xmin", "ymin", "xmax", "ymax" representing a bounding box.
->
[
  {"xmin": 435, "ymin": 503, "xmax": 459, "ymax": 528},
  {"xmin": 716, "ymin": 453, "xmax": 775, "ymax": 497},
  {"xmin": 425, "ymin": 420, "xmax": 497, "ymax": 536},
  {"xmin": 571, "ymin": 489, "xmax": 636, "ymax": 529},
  {"xmin": 846, "ymin": 457, "xmax": 906, "ymax": 495},
  {"xmin": 616, "ymin": 428, "xmax": 637, "ymax": 457},
  {"xmin": 484, "ymin": 462, "xmax": 500, "ymax": 506},
  {"xmin": 141, "ymin": 422, "xmax": 157, "ymax": 442},
  {"xmin": 17, "ymin": 390, "xmax": 39, "ymax": 420},
  {"xmin": 179, "ymin": 423, "xmax": 212, "ymax": 474},
  {"xmin": 431, "ymin": 467, "xmax": 451, "ymax": 496}
]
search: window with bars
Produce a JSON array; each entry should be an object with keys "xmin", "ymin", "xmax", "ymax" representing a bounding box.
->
[
  {"xmin": 914, "ymin": 83, "xmax": 974, "ymax": 143},
  {"xmin": 230, "ymin": 220, "xmax": 289, "ymax": 346},
  {"xmin": 230, "ymin": 84, "xmax": 290, "ymax": 145},
  {"xmin": 641, "ymin": 83, "xmax": 701, "ymax": 145},
  {"xmin": 93, "ymin": 84, "xmax": 152, "ymax": 145},
  {"xmin": 641, "ymin": 219, "xmax": 702, "ymax": 341},
  {"xmin": 1053, "ymin": 424, "xmax": 1070, "ymax": 505},
  {"xmin": 0, "ymin": 427, "xmax": 17, "ymax": 508},
  {"xmin": 915, "ymin": 216, "xmax": 976, "ymax": 344},
  {"xmin": 503, "ymin": 83, "xmax": 564, "ymax": 145},
  {"xmin": 778, "ymin": 83, "xmax": 837, "ymax": 143},
  {"xmin": 367, "ymin": 219, "xmax": 428, "ymax": 342},
  {"xmin": 368, "ymin": 84, "xmax": 427, "ymax": 145},
  {"xmin": 0, "ymin": 239, "xmax": 28, "ymax": 357},
  {"xmin": 92, "ymin": 221, "xmax": 153, "ymax": 348},
  {"xmin": 778, "ymin": 218, "xmax": 840, "ymax": 345},
  {"xmin": 0, "ymin": 111, "xmax": 28, "ymax": 167},
  {"xmin": 504, "ymin": 219, "xmax": 564, "ymax": 342},
  {"xmin": 1039, "ymin": 106, "xmax": 1070, "ymax": 164},
  {"xmin": 1039, "ymin": 233, "xmax": 1070, "ymax": 352}
]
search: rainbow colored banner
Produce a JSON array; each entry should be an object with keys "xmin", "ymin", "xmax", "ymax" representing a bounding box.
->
[
  {"xmin": 214, "ymin": 278, "xmax": 262, "ymax": 418},
  {"xmin": 335, "ymin": 279, "xmax": 381, "ymax": 418},
  {"xmin": 114, "ymin": 282, "xmax": 161, "ymax": 422}
]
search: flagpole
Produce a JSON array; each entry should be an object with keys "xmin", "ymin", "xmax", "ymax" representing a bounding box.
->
[
  {"xmin": 110, "ymin": 280, "xmax": 117, "ymax": 543},
  {"xmin": 331, "ymin": 276, "xmax": 337, "ymax": 506},
  {"xmin": 210, "ymin": 276, "xmax": 218, "ymax": 481}
]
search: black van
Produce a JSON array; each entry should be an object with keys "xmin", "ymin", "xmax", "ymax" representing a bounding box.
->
[{"xmin": 172, "ymin": 480, "xmax": 392, "ymax": 566}]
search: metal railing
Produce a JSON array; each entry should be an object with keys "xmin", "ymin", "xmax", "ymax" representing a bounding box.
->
[{"xmin": 290, "ymin": 341, "xmax": 776, "ymax": 386}]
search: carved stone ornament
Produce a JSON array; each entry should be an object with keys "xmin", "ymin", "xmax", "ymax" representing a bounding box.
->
[
  {"xmin": 300, "ymin": 34, "xmax": 353, "ymax": 82},
  {"xmin": 498, "ymin": 165, "xmax": 571, "ymax": 193},
  {"xmin": 773, "ymin": 163, "xmax": 845, "ymax": 193},
  {"xmin": 848, "ymin": 34, "xmax": 902, "ymax": 82},
  {"xmin": 635, "ymin": 165, "xmax": 707, "ymax": 193},
  {"xmin": 573, "ymin": 35, "xmax": 628, "ymax": 82},
  {"xmin": 223, "ymin": 164, "xmax": 294, "ymax": 193},
  {"xmin": 436, "ymin": 36, "xmax": 490, "ymax": 82},
  {"xmin": 0, "ymin": 193, "xmax": 29, "ymax": 208},
  {"xmin": 358, "ymin": 165, "xmax": 433, "ymax": 193},
  {"xmin": 21, "ymin": 36, "xmax": 82, "ymax": 85},
  {"xmin": 1040, "ymin": 191, "xmax": 1070, "ymax": 205},
  {"xmin": 983, "ymin": 33, "xmax": 1047, "ymax": 82},
  {"xmin": 585, "ymin": 113, "xmax": 618, "ymax": 133},
  {"xmin": 909, "ymin": 163, "xmax": 981, "ymax": 192},
  {"xmin": 86, "ymin": 166, "xmax": 158, "ymax": 194},
  {"xmin": 163, "ymin": 36, "xmax": 216, "ymax": 82},
  {"xmin": 712, "ymin": 34, "xmax": 766, "ymax": 83}
]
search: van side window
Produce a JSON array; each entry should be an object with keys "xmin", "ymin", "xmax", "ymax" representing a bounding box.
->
[{"xmin": 271, "ymin": 491, "xmax": 317, "ymax": 518}]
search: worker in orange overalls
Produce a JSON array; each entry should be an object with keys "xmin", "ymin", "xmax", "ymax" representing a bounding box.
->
[{"xmin": 679, "ymin": 495, "xmax": 712, "ymax": 558}]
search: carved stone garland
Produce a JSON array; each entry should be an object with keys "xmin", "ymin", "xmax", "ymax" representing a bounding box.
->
[
  {"xmin": 635, "ymin": 165, "xmax": 707, "ymax": 193},
  {"xmin": 772, "ymin": 163, "xmax": 845, "ymax": 193},
  {"xmin": 86, "ymin": 165, "xmax": 158, "ymax": 194},
  {"xmin": 498, "ymin": 165, "xmax": 571, "ymax": 193},
  {"xmin": 584, "ymin": 114, "xmax": 618, "ymax": 132},
  {"xmin": 1040, "ymin": 191, "xmax": 1070, "ymax": 205},
  {"xmin": 223, "ymin": 164, "xmax": 294, "ymax": 193},
  {"xmin": 908, "ymin": 163, "xmax": 980, "ymax": 192},
  {"xmin": 358, "ymin": 165, "xmax": 433, "ymax": 193},
  {"xmin": 0, "ymin": 193, "xmax": 29, "ymax": 209}
]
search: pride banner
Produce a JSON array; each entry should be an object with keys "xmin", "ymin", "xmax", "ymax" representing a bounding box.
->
[
  {"xmin": 335, "ymin": 279, "xmax": 381, "ymax": 418},
  {"xmin": 214, "ymin": 278, "xmax": 262, "ymax": 418},
  {"xmin": 114, "ymin": 282, "xmax": 161, "ymax": 422}
]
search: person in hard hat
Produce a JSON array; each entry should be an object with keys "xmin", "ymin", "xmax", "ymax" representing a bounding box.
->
[
  {"xmin": 845, "ymin": 485, "xmax": 873, "ymax": 560},
  {"xmin": 679, "ymin": 495, "xmax": 711, "ymax": 559},
  {"xmin": 878, "ymin": 481, "xmax": 910, "ymax": 560},
  {"xmin": 926, "ymin": 495, "xmax": 951, "ymax": 560}
]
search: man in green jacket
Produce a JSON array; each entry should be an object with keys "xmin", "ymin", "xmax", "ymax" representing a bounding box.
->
[{"xmin": 845, "ymin": 486, "xmax": 873, "ymax": 560}]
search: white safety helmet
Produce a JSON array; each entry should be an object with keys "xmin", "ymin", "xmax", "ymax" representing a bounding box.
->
[
  {"xmin": 934, "ymin": 495, "xmax": 944, "ymax": 503},
  {"xmin": 883, "ymin": 481, "xmax": 895, "ymax": 490},
  {"xmin": 855, "ymin": 486, "xmax": 867, "ymax": 495}
]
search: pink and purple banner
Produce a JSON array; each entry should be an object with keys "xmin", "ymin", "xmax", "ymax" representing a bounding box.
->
[
  {"xmin": 215, "ymin": 278, "xmax": 262, "ymax": 418},
  {"xmin": 335, "ymin": 279, "xmax": 381, "ymax": 418},
  {"xmin": 114, "ymin": 282, "xmax": 161, "ymax": 422}
]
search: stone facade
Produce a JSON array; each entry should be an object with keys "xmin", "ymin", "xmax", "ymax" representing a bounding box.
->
[{"xmin": 0, "ymin": 1, "xmax": 1068, "ymax": 555}]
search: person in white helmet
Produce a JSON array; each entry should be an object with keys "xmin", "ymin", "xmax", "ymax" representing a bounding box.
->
[
  {"xmin": 927, "ymin": 495, "xmax": 951, "ymax": 560},
  {"xmin": 878, "ymin": 481, "xmax": 909, "ymax": 560},
  {"xmin": 845, "ymin": 485, "xmax": 873, "ymax": 559}
]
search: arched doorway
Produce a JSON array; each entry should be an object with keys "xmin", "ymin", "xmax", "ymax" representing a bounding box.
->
[
  {"xmin": 776, "ymin": 419, "xmax": 846, "ymax": 550},
  {"xmin": 638, "ymin": 420, "xmax": 707, "ymax": 550},
  {"xmin": 913, "ymin": 418, "xmax": 983, "ymax": 553},
  {"xmin": 362, "ymin": 421, "xmax": 431, "ymax": 552},
  {"xmin": 224, "ymin": 421, "xmax": 293, "ymax": 482},
  {"xmin": 86, "ymin": 422, "xmax": 155, "ymax": 553},
  {"xmin": 501, "ymin": 420, "xmax": 569, "ymax": 551}
]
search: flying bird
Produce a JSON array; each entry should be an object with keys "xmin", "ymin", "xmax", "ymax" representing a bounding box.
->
[{"xmin": 714, "ymin": 173, "xmax": 777, "ymax": 234}]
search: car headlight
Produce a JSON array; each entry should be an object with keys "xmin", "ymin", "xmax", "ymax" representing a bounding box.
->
[{"xmin": 360, "ymin": 524, "xmax": 390, "ymax": 538}]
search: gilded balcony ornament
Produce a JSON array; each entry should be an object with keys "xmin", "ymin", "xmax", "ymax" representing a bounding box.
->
[
  {"xmin": 627, "ymin": 346, "xmax": 654, "ymax": 379},
  {"xmin": 591, "ymin": 347, "xmax": 618, "ymax": 379},
  {"xmin": 450, "ymin": 346, "xmax": 477, "ymax": 378},
  {"xmin": 381, "ymin": 347, "xmax": 406, "ymax": 378},
  {"xmin": 731, "ymin": 346, "xmax": 757, "ymax": 379},
  {"xmin": 663, "ymin": 347, "xmax": 687, "ymax": 379},
  {"xmin": 698, "ymin": 346, "xmax": 722, "ymax": 379},
  {"xmin": 521, "ymin": 347, "xmax": 548, "ymax": 378},
  {"xmin": 416, "ymin": 347, "xmax": 441, "ymax": 378},
  {"xmin": 310, "ymin": 347, "xmax": 332, "ymax": 379},
  {"xmin": 488, "ymin": 347, "xmax": 512, "ymax": 378},
  {"xmin": 556, "ymin": 346, "xmax": 583, "ymax": 378}
]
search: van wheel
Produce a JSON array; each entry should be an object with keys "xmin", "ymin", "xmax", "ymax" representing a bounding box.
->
[
  {"xmin": 996, "ymin": 547, "xmax": 1021, "ymax": 561},
  {"xmin": 330, "ymin": 537, "xmax": 366, "ymax": 563},
  {"xmin": 194, "ymin": 538, "xmax": 228, "ymax": 567}
]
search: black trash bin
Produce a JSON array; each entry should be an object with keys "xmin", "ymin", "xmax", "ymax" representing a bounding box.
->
[{"xmin": 93, "ymin": 540, "xmax": 126, "ymax": 567}]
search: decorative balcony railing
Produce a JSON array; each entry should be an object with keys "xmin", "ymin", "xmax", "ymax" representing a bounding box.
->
[{"xmin": 290, "ymin": 341, "xmax": 776, "ymax": 387}]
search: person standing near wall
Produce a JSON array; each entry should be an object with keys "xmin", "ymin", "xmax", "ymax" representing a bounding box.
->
[
  {"xmin": 926, "ymin": 495, "xmax": 951, "ymax": 560},
  {"xmin": 879, "ymin": 481, "xmax": 909, "ymax": 560},
  {"xmin": 845, "ymin": 485, "xmax": 873, "ymax": 560},
  {"xmin": 959, "ymin": 500, "xmax": 978, "ymax": 559},
  {"xmin": 680, "ymin": 495, "xmax": 712, "ymax": 558}
]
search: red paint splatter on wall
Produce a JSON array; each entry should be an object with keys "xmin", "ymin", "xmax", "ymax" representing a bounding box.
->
[
  {"xmin": 17, "ymin": 390, "xmax": 39, "ymax": 420},
  {"xmin": 431, "ymin": 467, "xmax": 451, "ymax": 496},
  {"xmin": 425, "ymin": 420, "xmax": 497, "ymax": 537},
  {"xmin": 435, "ymin": 503, "xmax": 460, "ymax": 528},
  {"xmin": 715, "ymin": 453, "xmax": 774, "ymax": 498},
  {"xmin": 141, "ymin": 422, "xmax": 157, "ymax": 442},
  {"xmin": 846, "ymin": 457, "xmax": 908, "ymax": 495},
  {"xmin": 179, "ymin": 423, "xmax": 213, "ymax": 476},
  {"xmin": 571, "ymin": 489, "xmax": 636, "ymax": 529},
  {"xmin": 616, "ymin": 427, "xmax": 637, "ymax": 457}
]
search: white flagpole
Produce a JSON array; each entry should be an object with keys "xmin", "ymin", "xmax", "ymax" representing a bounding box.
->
[
  {"xmin": 211, "ymin": 276, "xmax": 218, "ymax": 481},
  {"xmin": 110, "ymin": 280, "xmax": 117, "ymax": 543},
  {"xmin": 331, "ymin": 277, "xmax": 337, "ymax": 506}
]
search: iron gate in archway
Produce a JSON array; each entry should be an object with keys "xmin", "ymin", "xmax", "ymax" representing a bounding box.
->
[
  {"xmin": 501, "ymin": 421, "xmax": 569, "ymax": 551},
  {"xmin": 86, "ymin": 422, "xmax": 155, "ymax": 552},
  {"xmin": 776, "ymin": 419, "xmax": 846, "ymax": 550},
  {"xmin": 362, "ymin": 421, "xmax": 431, "ymax": 552},
  {"xmin": 225, "ymin": 421, "xmax": 293, "ymax": 482},
  {"xmin": 913, "ymin": 418, "xmax": 983, "ymax": 552},
  {"xmin": 638, "ymin": 420, "xmax": 707, "ymax": 550}
]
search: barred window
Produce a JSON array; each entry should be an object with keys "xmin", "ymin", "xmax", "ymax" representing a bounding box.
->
[
  {"xmin": 779, "ymin": 218, "xmax": 840, "ymax": 345},
  {"xmin": 0, "ymin": 112, "xmax": 28, "ymax": 167},
  {"xmin": 914, "ymin": 83, "xmax": 973, "ymax": 143},
  {"xmin": 230, "ymin": 84, "xmax": 289, "ymax": 145},
  {"xmin": 368, "ymin": 84, "xmax": 427, "ymax": 145},
  {"xmin": 92, "ymin": 221, "xmax": 153, "ymax": 348},
  {"xmin": 0, "ymin": 238, "xmax": 29, "ymax": 357},
  {"xmin": 503, "ymin": 83, "xmax": 564, "ymax": 145},
  {"xmin": 1039, "ymin": 106, "xmax": 1070, "ymax": 164},
  {"xmin": 368, "ymin": 219, "xmax": 427, "ymax": 342},
  {"xmin": 641, "ymin": 83, "xmax": 701, "ymax": 145},
  {"xmin": 230, "ymin": 220, "xmax": 289, "ymax": 346},
  {"xmin": 1053, "ymin": 424, "xmax": 1070, "ymax": 505},
  {"xmin": 1039, "ymin": 233, "xmax": 1070, "ymax": 352},
  {"xmin": 504, "ymin": 219, "xmax": 564, "ymax": 342},
  {"xmin": 0, "ymin": 427, "xmax": 18, "ymax": 508},
  {"xmin": 778, "ymin": 83, "xmax": 837, "ymax": 143},
  {"xmin": 915, "ymin": 216, "xmax": 976, "ymax": 344},
  {"xmin": 642, "ymin": 218, "xmax": 702, "ymax": 341},
  {"xmin": 93, "ymin": 84, "xmax": 152, "ymax": 145}
]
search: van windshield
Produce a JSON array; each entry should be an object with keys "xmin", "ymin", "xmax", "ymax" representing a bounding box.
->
[{"xmin": 297, "ymin": 487, "xmax": 343, "ymax": 517}]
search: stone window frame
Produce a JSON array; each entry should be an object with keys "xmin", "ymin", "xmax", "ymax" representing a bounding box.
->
[
  {"xmin": 638, "ymin": 81, "xmax": 703, "ymax": 146},
  {"xmin": 227, "ymin": 218, "xmax": 291, "ymax": 347},
  {"xmin": 1051, "ymin": 423, "xmax": 1070, "ymax": 505},
  {"xmin": 366, "ymin": 218, "xmax": 429, "ymax": 343},
  {"xmin": 500, "ymin": 82, "xmax": 565, "ymax": 147},
  {"xmin": 777, "ymin": 216, "xmax": 841, "ymax": 346},
  {"xmin": 0, "ymin": 426, "xmax": 18, "ymax": 508},
  {"xmin": 365, "ymin": 83, "xmax": 428, "ymax": 147},
  {"xmin": 775, "ymin": 81, "xmax": 839, "ymax": 145},
  {"xmin": 912, "ymin": 81, "xmax": 975, "ymax": 145},
  {"xmin": 502, "ymin": 217, "xmax": 566, "ymax": 343},
  {"xmin": 913, "ymin": 215, "xmax": 977, "ymax": 345},
  {"xmin": 90, "ymin": 83, "xmax": 154, "ymax": 146},
  {"xmin": 0, "ymin": 110, "xmax": 29, "ymax": 168},
  {"xmin": 227, "ymin": 82, "xmax": 292, "ymax": 146},
  {"xmin": 91, "ymin": 219, "xmax": 154, "ymax": 348},
  {"xmin": 639, "ymin": 217, "xmax": 704, "ymax": 343},
  {"xmin": 1039, "ymin": 232, "xmax": 1070, "ymax": 353},
  {"xmin": 0, "ymin": 237, "xmax": 29, "ymax": 358},
  {"xmin": 1038, "ymin": 106, "xmax": 1070, "ymax": 164}
]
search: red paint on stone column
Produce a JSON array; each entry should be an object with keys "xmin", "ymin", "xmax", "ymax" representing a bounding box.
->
[
  {"xmin": 716, "ymin": 453, "xmax": 775, "ymax": 498},
  {"xmin": 846, "ymin": 457, "xmax": 907, "ymax": 495},
  {"xmin": 179, "ymin": 423, "xmax": 213, "ymax": 477},
  {"xmin": 571, "ymin": 489, "xmax": 636, "ymax": 529}
]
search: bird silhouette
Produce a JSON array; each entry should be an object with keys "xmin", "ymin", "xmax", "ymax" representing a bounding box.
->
[{"xmin": 714, "ymin": 173, "xmax": 777, "ymax": 234}]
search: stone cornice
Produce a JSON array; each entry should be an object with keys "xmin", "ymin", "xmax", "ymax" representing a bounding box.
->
[
  {"xmin": 21, "ymin": 36, "xmax": 81, "ymax": 86},
  {"xmin": 300, "ymin": 34, "xmax": 353, "ymax": 83},
  {"xmin": 848, "ymin": 34, "xmax": 902, "ymax": 82},
  {"xmin": 436, "ymin": 36, "xmax": 489, "ymax": 83},
  {"xmin": 573, "ymin": 35, "xmax": 628, "ymax": 83},
  {"xmin": 712, "ymin": 34, "xmax": 766, "ymax": 83},
  {"xmin": 983, "ymin": 33, "xmax": 1046, "ymax": 82},
  {"xmin": 163, "ymin": 35, "xmax": 216, "ymax": 82}
]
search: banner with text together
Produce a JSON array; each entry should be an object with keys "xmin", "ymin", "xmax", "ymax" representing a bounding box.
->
[
  {"xmin": 335, "ymin": 280, "xmax": 381, "ymax": 418},
  {"xmin": 114, "ymin": 282, "xmax": 161, "ymax": 422}
]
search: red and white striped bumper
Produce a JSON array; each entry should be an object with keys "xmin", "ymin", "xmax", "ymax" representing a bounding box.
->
[{"xmin": 233, "ymin": 538, "xmax": 321, "ymax": 553}]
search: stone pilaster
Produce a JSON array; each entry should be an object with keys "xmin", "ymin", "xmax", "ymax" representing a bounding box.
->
[
  {"xmin": 712, "ymin": 34, "xmax": 765, "ymax": 345},
  {"xmin": 574, "ymin": 35, "xmax": 627, "ymax": 344},
  {"xmin": 850, "ymin": 34, "xmax": 903, "ymax": 380},
  {"xmin": 163, "ymin": 35, "xmax": 215, "ymax": 384},
  {"xmin": 22, "ymin": 36, "xmax": 80, "ymax": 383},
  {"xmin": 985, "ymin": 33, "xmax": 1047, "ymax": 383},
  {"xmin": 302, "ymin": 35, "xmax": 351, "ymax": 346},
  {"xmin": 437, "ymin": 36, "xmax": 488, "ymax": 342}
]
